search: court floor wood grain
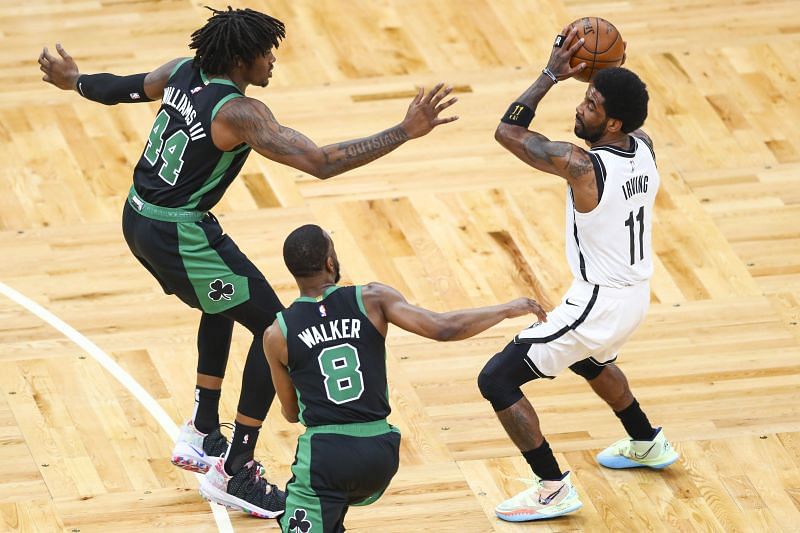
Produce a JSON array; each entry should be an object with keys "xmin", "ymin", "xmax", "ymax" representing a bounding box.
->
[{"xmin": 1, "ymin": 1, "xmax": 799, "ymax": 531}]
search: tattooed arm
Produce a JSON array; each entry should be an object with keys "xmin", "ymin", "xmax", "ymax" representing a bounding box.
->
[
  {"xmin": 495, "ymin": 25, "xmax": 599, "ymax": 211},
  {"xmin": 493, "ymin": 66, "xmax": 597, "ymax": 210},
  {"xmin": 496, "ymin": 121, "xmax": 598, "ymax": 212},
  {"xmin": 212, "ymin": 83, "xmax": 458, "ymax": 180}
]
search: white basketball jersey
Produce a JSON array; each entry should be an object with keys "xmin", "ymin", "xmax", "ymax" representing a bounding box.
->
[{"xmin": 566, "ymin": 136, "xmax": 660, "ymax": 288}]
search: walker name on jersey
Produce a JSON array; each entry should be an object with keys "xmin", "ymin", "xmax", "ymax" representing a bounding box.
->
[
  {"xmin": 622, "ymin": 174, "xmax": 649, "ymax": 201},
  {"xmin": 298, "ymin": 319, "xmax": 362, "ymax": 349}
]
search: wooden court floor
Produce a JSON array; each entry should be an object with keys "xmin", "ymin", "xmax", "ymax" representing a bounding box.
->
[{"xmin": 1, "ymin": 0, "xmax": 799, "ymax": 531}]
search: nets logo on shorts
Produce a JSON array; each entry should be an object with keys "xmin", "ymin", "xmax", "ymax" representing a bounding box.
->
[
  {"xmin": 288, "ymin": 508, "xmax": 312, "ymax": 532},
  {"xmin": 208, "ymin": 279, "xmax": 234, "ymax": 301}
]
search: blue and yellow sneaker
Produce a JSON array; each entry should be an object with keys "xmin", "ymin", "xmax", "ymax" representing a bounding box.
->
[{"xmin": 597, "ymin": 427, "xmax": 679, "ymax": 469}]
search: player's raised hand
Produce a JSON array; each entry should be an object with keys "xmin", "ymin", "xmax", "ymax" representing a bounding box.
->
[
  {"xmin": 545, "ymin": 25, "xmax": 586, "ymax": 81},
  {"xmin": 400, "ymin": 83, "xmax": 459, "ymax": 139},
  {"xmin": 504, "ymin": 297, "xmax": 548, "ymax": 323},
  {"xmin": 39, "ymin": 43, "xmax": 80, "ymax": 91}
]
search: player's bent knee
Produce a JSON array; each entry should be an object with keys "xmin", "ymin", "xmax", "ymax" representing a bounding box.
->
[
  {"xmin": 477, "ymin": 364, "xmax": 523, "ymax": 412},
  {"xmin": 476, "ymin": 362, "xmax": 495, "ymax": 400},
  {"xmin": 478, "ymin": 347, "xmax": 538, "ymax": 412},
  {"xmin": 569, "ymin": 357, "xmax": 607, "ymax": 381}
]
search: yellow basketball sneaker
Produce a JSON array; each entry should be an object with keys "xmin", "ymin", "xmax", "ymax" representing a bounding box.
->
[
  {"xmin": 495, "ymin": 471, "xmax": 582, "ymax": 522},
  {"xmin": 597, "ymin": 427, "xmax": 679, "ymax": 469}
]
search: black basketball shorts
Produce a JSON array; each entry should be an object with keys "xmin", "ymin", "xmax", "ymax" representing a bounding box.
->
[
  {"xmin": 122, "ymin": 200, "xmax": 268, "ymax": 314},
  {"xmin": 281, "ymin": 421, "xmax": 401, "ymax": 533}
]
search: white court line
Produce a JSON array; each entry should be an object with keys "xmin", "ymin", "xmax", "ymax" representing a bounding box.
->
[{"xmin": 0, "ymin": 281, "xmax": 234, "ymax": 532}]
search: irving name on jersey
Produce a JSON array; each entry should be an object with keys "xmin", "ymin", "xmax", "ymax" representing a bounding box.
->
[{"xmin": 621, "ymin": 174, "xmax": 649, "ymax": 201}]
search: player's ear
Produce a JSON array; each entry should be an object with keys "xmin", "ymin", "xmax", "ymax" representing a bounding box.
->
[{"xmin": 606, "ymin": 117, "xmax": 623, "ymax": 134}]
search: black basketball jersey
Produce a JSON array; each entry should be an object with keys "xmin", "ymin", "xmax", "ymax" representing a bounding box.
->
[
  {"xmin": 132, "ymin": 58, "xmax": 250, "ymax": 210},
  {"xmin": 277, "ymin": 285, "xmax": 390, "ymax": 427}
]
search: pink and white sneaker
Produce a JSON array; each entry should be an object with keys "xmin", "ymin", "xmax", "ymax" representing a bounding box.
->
[{"xmin": 170, "ymin": 419, "xmax": 229, "ymax": 473}]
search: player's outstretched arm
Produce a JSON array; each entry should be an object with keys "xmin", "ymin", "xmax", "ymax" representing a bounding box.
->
[
  {"xmin": 264, "ymin": 321, "xmax": 300, "ymax": 423},
  {"xmin": 212, "ymin": 84, "xmax": 458, "ymax": 179},
  {"xmin": 363, "ymin": 282, "xmax": 546, "ymax": 342},
  {"xmin": 39, "ymin": 43, "xmax": 185, "ymax": 103}
]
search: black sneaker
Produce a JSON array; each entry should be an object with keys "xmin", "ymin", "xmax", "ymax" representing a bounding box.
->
[{"xmin": 199, "ymin": 459, "xmax": 286, "ymax": 518}]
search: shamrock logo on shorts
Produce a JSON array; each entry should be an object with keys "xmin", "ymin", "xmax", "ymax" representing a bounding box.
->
[
  {"xmin": 288, "ymin": 508, "xmax": 312, "ymax": 533},
  {"xmin": 208, "ymin": 279, "xmax": 234, "ymax": 301}
]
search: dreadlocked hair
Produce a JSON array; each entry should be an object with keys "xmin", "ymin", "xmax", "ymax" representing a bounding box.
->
[{"xmin": 189, "ymin": 6, "xmax": 285, "ymax": 76}]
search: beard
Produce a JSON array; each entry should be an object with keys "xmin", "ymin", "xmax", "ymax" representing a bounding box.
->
[{"xmin": 574, "ymin": 117, "xmax": 607, "ymax": 144}]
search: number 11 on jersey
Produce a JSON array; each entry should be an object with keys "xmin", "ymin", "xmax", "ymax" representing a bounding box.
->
[{"xmin": 625, "ymin": 206, "xmax": 645, "ymax": 265}]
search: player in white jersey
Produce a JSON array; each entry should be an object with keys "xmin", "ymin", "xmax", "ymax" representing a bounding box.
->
[{"xmin": 477, "ymin": 26, "xmax": 678, "ymax": 522}]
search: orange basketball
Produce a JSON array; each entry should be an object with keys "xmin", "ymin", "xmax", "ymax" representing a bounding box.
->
[{"xmin": 568, "ymin": 17, "xmax": 625, "ymax": 82}]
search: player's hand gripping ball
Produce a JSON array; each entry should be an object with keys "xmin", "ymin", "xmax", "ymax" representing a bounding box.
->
[{"xmin": 567, "ymin": 17, "xmax": 625, "ymax": 82}]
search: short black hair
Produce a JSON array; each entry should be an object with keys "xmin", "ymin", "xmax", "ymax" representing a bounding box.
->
[
  {"xmin": 189, "ymin": 6, "xmax": 285, "ymax": 76},
  {"xmin": 283, "ymin": 224, "xmax": 330, "ymax": 278},
  {"xmin": 592, "ymin": 68, "xmax": 649, "ymax": 133}
]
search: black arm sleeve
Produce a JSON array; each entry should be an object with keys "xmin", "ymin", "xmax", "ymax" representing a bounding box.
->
[{"xmin": 76, "ymin": 73, "xmax": 153, "ymax": 105}]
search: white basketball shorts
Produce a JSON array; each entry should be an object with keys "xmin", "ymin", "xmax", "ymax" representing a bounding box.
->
[{"xmin": 514, "ymin": 278, "xmax": 650, "ymax": 378}]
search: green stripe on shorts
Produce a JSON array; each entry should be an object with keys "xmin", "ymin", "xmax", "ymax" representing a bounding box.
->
[
  {"xmin": 177, "ymin": 222, "xmax": 250, "ymax": 313},
  {"xmin": 281, "ymin": 432, "xmax": 323, "ymax": 533},
  {"xmin": 304, "ymin": 419, "xmax": 396, "ymax": 437}
]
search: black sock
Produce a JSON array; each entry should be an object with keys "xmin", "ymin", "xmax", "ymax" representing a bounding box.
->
[
  {"xmin": 615, "ymin": 399, "xmax": 657, "ymax": 441},
  {"xmin": 522, "ymin": 440, "xmax": 563, "ymax": 481},
  {"xmin": 224, "ymin": 422, "xmax": 260, "ymax": 476},
  {"xmin": 193, "ymin": 386, "xmax": 221, "ymax": 434}
]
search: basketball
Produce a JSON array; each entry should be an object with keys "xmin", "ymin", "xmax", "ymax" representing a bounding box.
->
[{"xmin": 568, "ymin": 17, "xmax": 625, "ymax": 82}]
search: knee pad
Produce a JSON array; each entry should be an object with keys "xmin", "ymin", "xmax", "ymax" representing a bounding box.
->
[
  {"xmin": 478, "ymin": 363, "xmax": 523, "ymax": 412},
  {"xmin": 569, "ymin": 357, "xmax": 607, "ymax": 381},
  {"xmin": 478, "ymin": 343, "xmax": 539, "ymax": 411}
]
